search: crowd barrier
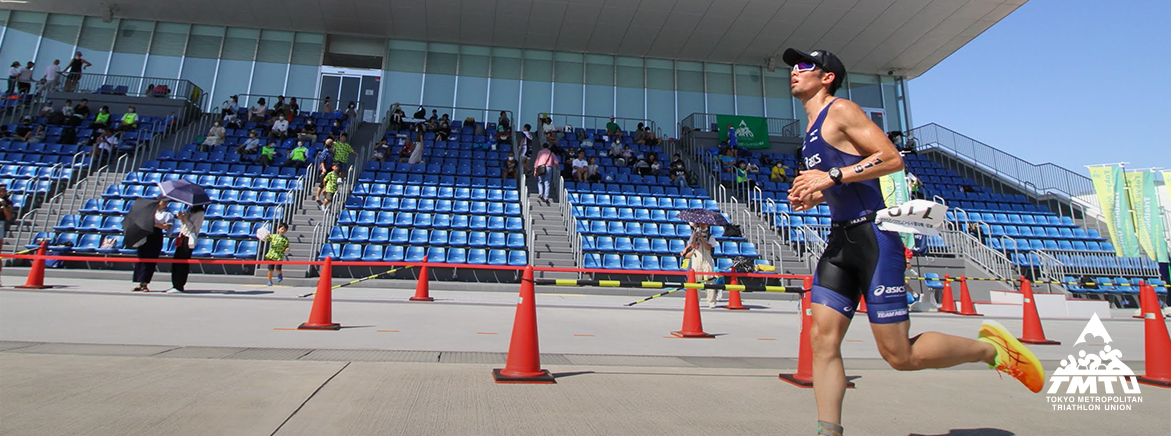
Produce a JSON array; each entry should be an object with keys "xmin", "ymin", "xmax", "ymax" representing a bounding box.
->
[{"xmin": 4, "ymin": 242, "xmax": 1168, "ymax": 388}]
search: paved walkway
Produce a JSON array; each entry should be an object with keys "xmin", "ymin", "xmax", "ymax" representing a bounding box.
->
[{"xmin": 1, "ymin": 275, "xmax": 1168, "ymax": 435}]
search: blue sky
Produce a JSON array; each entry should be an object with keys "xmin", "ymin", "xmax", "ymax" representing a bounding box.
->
[{"xmin": 909, "ymin": 0, "xmax": 1169, "ymax": 174}]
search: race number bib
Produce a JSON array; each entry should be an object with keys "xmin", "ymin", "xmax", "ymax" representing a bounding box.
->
[{"xmin": 875, "ymin": 199, "xmax": 947, "ymax": 236}]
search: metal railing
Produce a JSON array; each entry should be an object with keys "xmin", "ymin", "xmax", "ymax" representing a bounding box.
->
[
  {"xmin": 679, "ymin": 113, "xmax": 801, "ymax": 138},
  {"xmin": 558, "ymin": 175, "xmax": 583, "ymax": 277},
  {"xmin": 539, "ymin": 113, "xmax": 658, "ymax": 145},
  {"xmin": 52, "ymin": 72, "xmax": 206, "ymax": 108},
  {"xmin": 943, "ymin": 226, "xmax": 1017, "ymax": 280},
  {"xmin": 1, "ymin": 82, "xmax": 54, "ymax": 127},
  {"xmin": 908, "ymin": 123, "xmax": 1100, "ymax": 215}
]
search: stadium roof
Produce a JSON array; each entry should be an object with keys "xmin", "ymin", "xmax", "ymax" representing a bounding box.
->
[{"xmin": 14, "ymin": 0, "xmax": 1026, "ymax": 78}]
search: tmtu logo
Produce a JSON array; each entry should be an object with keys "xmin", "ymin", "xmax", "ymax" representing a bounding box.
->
[{"xmin": 1045, "ymin": 314, "xmax": 1142, "ymax": 411}]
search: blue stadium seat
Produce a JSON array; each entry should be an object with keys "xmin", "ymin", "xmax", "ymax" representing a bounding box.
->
[
  {"xmin": 228, "ymin": 221, "xmax": 254, "ymax": 238},
  {"xmin": 602, "ymin": 254, "xmax": 621, "ymax": 269},
  {"xmin": 446, "ymin": 248, "xmax": 467, "ymax": 264},
  {"xmin": 507, "ymin": 250, "xmax": 527, "ymax": 266},
  {"xmin": 361, "ymin": 245, "xmax": 384, "ymax": 262},
  {"xmin": 339, "ymin": 244, "xmax": 363, "ymax": 262},
  {"xmin": 235, "ymin": 241, "xmax": 258, "ymax": 259},
  {"xmin": 382, "ymin": 245, "xmax": 405, "ymax": 262},
  {"xmin": 487, "ymin": 232, "xmax": 506, "ymax": 248},
  {"xmin": 211, "ymin": 240, "xmax": 238, "ymax": 258},
  {"xmin": 467, "ymin": 249, "xmax": 488, "ymax": 264},
  {"xmin": 487, "ymin": 249, "xmax": 508, "ymax": 265},
  {"xmin": 641, "ymin": 255, "xmax": 660, "ymax": 271},
  {"xmin": 506, "ymin": 233, "xmax": 525, "ymax": 249}
]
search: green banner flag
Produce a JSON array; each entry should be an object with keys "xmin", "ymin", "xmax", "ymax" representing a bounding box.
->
[
  {"xmin": 880, "ymin": 170, "xmax": 915, "ymax": 249},
  {"xmin": 1088, "ymin": 165, "xmax": 1141, "ymax": 257},
  {"xmin": 1126, "ymin": 171, "xmax": 1169, "ymax": 262},
  {"xmin": 716, "ymin": 115, "xmax": 770, "ymax": 149},
  {"xmin": 1164, "ymin": 171, "xmax": 1171, "ymax": 210}
]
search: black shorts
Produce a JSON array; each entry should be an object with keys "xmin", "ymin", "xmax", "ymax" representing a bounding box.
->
[
  {"xmin": 267, "ymin": 264, "xmax": 282, "ymax": 271},
  {"xmin": 811, "ymin": 220, "xmax": 909, "ymax": 324}
]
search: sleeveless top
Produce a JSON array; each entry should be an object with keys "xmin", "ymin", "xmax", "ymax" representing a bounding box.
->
[{"xmin": 800, "ymin": 98, "xmax": 886, "ymax": 222}]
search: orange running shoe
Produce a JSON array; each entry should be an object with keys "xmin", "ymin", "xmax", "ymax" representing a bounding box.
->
[{"xmin": 978, "ymin": 320, "xmax": 1046, "ymax": 393}]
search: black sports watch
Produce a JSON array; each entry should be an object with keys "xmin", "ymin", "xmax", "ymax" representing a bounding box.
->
[{"xmin": 828, "ymin": 167, "xmax": 843, "ymax": 185}]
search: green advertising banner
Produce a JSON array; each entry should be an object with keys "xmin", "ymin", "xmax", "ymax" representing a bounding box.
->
[
  {"xmin": 1088, "ymin": 165, "xmax": 1141, "ymax": 257},
  {"xmin": 716, "ymin": 115, "xmax": 770, "ymax": 149},
  {"xmin": 1164, "ymin": 171, "xmax": 1171, "ymax": 209},
  {"xmin": 880, "ymin": 170, "xmax": 915, "ymax": 249},
  {"xmin": 1126, "ymin": 171, "xmax": 1169, "ymax": 262}
]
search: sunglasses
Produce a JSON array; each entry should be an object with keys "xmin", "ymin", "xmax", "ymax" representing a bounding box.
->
[{"xmin": 793, "ymin": 61, "xmax": 817, "ymax": 72}]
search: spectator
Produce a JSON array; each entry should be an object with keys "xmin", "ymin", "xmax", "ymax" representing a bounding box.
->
[
  {"xmin": 682, "ymin": 222, "xmax": 718, "ymax": 308},
  {"xmin": 314, "ymin": 140, "xmax": 335, "ymax": 204},
  {"xmin": 168, "ymin": 205, "xmax": 204, "ymax": 293},
  {"xmin": 647, "ymin": 153, "xmax": 661, "ymax": 173},
  {"xmin": 412, "ymin": 105, "xmax": 426, "ymax": 119},
  {"xmin": 6, "ymin": 61, "xmax": 20, "ymax": 94},
  {"xmin": 397, "ymin": 136, "xmax": 414, "ymax": 163},
  {"xmin": 257, "ymin": 142, "xmax": 280, "ymax": 167},
  {"xmin": 734, "ymin": 160, "xmax": 755, "ymax": 190},
  {"xmin": 223, "ymin": 112, "xmax": 243, "ymax": 130},
  {"xmin": 605, "ymin": 117, "xmax": 622, "ymax": 141},
  {"xmin": 37, "ymin": 101, "xmax": 54, "ymax": 119},
  {"xmin": 27, "ymin": 125, "xmax": 46, "ymax": 144},
  {"xmin": 0, "ymin": 185, "xmax": 14, "ymax": 239},
  {"xmin": 94, "ymin": 106, "xmax": 113, "ymax": 130},
  {"xmin": 235, "ymin": 131, "xmax": 261, "ymax": 156},
  {"xmin": 498, "ymin": 111, "xmax": 511, "ymax": 132},
  {"xmin": 633, "ymin": 122, "xmax": 646, "ymax": 144},
  {"xmin": 16, "ymin": 61, "xmax": 34, "ymax": 93},
  {"xmin": 571, "ymin": 150, "xmax": 589, "ymax": 182},
  {"xmin": 263, "ymin": 223, "xmax": 291, "ymax": 286},
  {"xmin": 619, "ymin": 145, "xmax": 634, "ymax": 166},
  {"xmin": 248, "ymin": 98, "xmax": 267, "ymax": 122},
  {"xmin": 574, "ymin": 125, "xmax": 589, "ymax": 143},
  {"xmin": 608, "ymin": 139, "xmax": 623, "ymax": 159},
  {"xmin": 272, "ymin": 95, "xmax": 287, "ymax": 113},
  {"xmin": 221, "ymin": 95, "xmax": 239, "ymax": 117},
  {"xmin": 746, "ymin": 160, "xmax": 760, "ymax": 173},
  {"xmin": 14, "ymin": 116, "xmax": 33, "ymax": 140},
  {"xmin": 322, "ymin": 96, "xmax": 334, "ymax": 113},
  {"xmin": 907, "ymin": 172, "xmax": 924, "ymax": 199},
  {"xmin": 69, "ymin": 99, "xmax": 90, "ymax": 127},
  {"xmin": 519, "ymin": 124, "xmax": 534, "ymax": 158},
  {"xmin": 726, "ymin": 123, "xmax": 738, "ymax": 149},
  {"xmin": 332, "ymin": 133, "xmax": 357, "ymax": 171},
  {"xmin": 118, "ymin": 106, "xmax": 139, "ymax": 132},
  {"xmin": 64, "ymin": 51, "xmax": 90, "ymax": 92},
  {"xmin": 587, "ymin": 156, "xmax": 601, "ymax": 182},
  {"xmin": 389, "ymin": 104, "xmax": 405, "ymax": 131},
  {"xmin": 435, "ymin": 114, "xmax": 451, "ymax": 142},
  {"xmin": 370, "ymin": 139, "xmax": 391, "ymax": 162},
  {"xmin": 60, "ymin": 99, "xmax": 74, "ymax": 117},
  {"xmin": 287, "ymin": 97, "xmax": 300, "ymax": 118},
  {"xmin": 644, "ymin": 127, "xmax": 660, "ymax": 146},
  {"xmin": 268, "ymin": 113, "xmax": 289, "ymax": 140},
  {"xmin": 770, "ymin": 161, "xmax": 789, "ymax": 183},
  {"xmin": 669, "ymin": 154, "xmax": 688, "ymax": 189},
  {"xmin": 532, "ymin": 144, "xmax": 559, "ymax": 203},
  {"xmin": 297, "ymin": 118, "xmax": 317, "ymax": 142},
  {"xmin": 542, "ymin": 117, "xmax": 558, "ymax": 145},
  {"xmin": 407, "ymin": 133, "xmax": 425, "ymax": 164},
  {"xmin": 320, "ymin": 163, "xmax": 343, "ymax": 212},
  {"xmin": 329, "ymin": 119, "xmax": 344, "ymax": 139},
  {"xmin": 720, "ymin": 148, "xmax": 737, "ymax": 173},
  {"xmin": 132, "ymin": 198, "xmax": 173, "ymax": 293},
  {"xmin": 342, "ymin": 101, "xmax": 358, "ymax": 122},
  {"xmin": 286, "ymin": 141, "xmax": 309, "ymax": 167},
  {"xmin": 164, "ymin": 112, "xmax": 178, "ymax": 134},
  {"xmin": 504, "ymin": 151, "xmax": 518, "ymax": 178},
  {"xmin": 633, "ymin": 155, "xmax": 652, "ymax": 176},
  {"xmin": 41, "ymin": 59, "xmax": 61, "ymax": 90},
  {"xmin": 89, "ymin": 129, "xmax": 119, "ymax": 168},
  {"xmin": 428, "ymin": 109, "xmax": 438, "ymax": 123}
]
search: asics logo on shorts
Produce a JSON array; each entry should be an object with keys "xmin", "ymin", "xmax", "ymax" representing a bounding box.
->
[{"xmin": 872, "ymin": 285, "xmax": 905, "ymax": 296}]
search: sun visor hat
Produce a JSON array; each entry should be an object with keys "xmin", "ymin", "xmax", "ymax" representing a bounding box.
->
[{"xmin": 783, "ymin": 48, "xmax": 847, "ymax": 91}]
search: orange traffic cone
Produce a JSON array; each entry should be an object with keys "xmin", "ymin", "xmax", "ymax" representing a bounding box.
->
[
  {"xmin": 16, "ymin": 241, "xmax": 50, "ymax": 289},
  {"xmin": 1137, "ymin": 284, "xmax": 1171, "ymax": 388},
  {"xmin": 726, "ymin": 274, "xmax": 748, "ymax": 310},
  {"xmin": 780, "ymin": 291, "xmax": 855, "ymax": 388},
  {"xmin": 410, "ymin": 255, "xmax": 434, "ymax": 301},
  {"xmin": 299, "ymin": 257, "xmax": 341, "ymax": 330},
  {"xmin": 857, "ymin": 297, "xmax": 868, "ymax": 314},
  {"xmin": 939, "ymin": 274, "xmax": 957, "ymax": 313},
  {"xmin": 1017, "ymin": 278, "xmax": 1058, "ymax": 344},
  {"xmin": 956, "ymin": 276, "xmax": 982, "ymax": 316},
  {"xmin": 493, "ymin": 265, "xmax": 555, "ymax": 383},
  {"xmin": 672, "ymin": 270, "xmax": 714, "ymax": 338}
]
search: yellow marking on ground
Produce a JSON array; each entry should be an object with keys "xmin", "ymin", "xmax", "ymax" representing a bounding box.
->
[
  {"xmin": 845, "ymin": 339, "xmax": 863, "ymax": 343},
  {"xmin": 476, "ymin": 332, "xmax": 498, "ymax": 335},
  {"xmin": 756, "ymin": 338, "xmax": 777, "ymax": 341}
]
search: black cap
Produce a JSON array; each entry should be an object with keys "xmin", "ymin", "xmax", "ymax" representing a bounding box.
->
[{"xmin": 783, "ymin": 48, "xmax": 847, "ymax": 93}]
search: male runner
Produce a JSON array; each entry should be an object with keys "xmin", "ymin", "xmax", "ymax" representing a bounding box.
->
[{"xmin": 783, "ymin": 48, "xmax": 1044, "ymax": 436}]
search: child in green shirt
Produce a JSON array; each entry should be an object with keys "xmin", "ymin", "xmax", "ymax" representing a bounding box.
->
[
  {"xmin": 320, "ymin": 163, "xmax": 343, "ymax": 212},
  {"xmin": 264, "ymin": 223, "xmax": 290, "ymax": 286}
]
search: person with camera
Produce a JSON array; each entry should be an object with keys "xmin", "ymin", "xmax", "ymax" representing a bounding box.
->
[{"xmin": 681, "ymin": 222, "xmax": 719, "ymax": 308}]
